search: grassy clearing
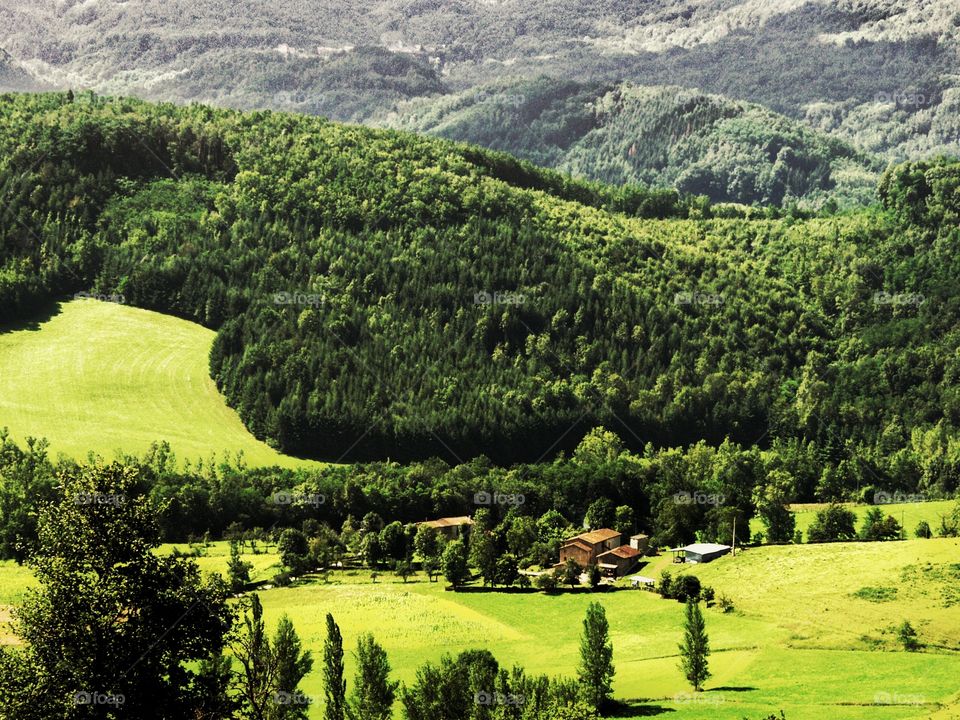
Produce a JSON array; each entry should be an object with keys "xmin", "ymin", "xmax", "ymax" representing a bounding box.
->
[{"xmin": 0, "ymin": 300, "xmax": 319, "ymax": 468}]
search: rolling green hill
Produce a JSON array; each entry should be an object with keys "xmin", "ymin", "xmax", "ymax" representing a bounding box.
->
[
  {"xmin": 1, "ymin": 92, "xmax": 959, "ymax": 492},
  {"xmin": 0, "ymin": 299, "xmax": 316, "ymax": 468},
  {"xmin": 382, "ymin": 79, "xmax": 884, "ymax": 206}
]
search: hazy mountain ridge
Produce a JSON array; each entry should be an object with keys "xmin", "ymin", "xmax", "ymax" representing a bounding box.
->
[
  {"xmin": 0, "ymin": 0, "xmax": 956, "ymax": 181},
  {"xmin": 381, "ymin": 79, "xmax": 883, "ymax": 206}
]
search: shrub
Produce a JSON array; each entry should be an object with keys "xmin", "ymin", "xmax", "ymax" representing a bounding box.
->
[
  {"xmin": 859, "ymin": 508, "xmax": 901, "ymax": 541},
  {"xmin": 897, "ymin": 620, "xmax": 921, "ymax": 651},
  {"xmin": 271, "ymin": 571, "xmax": 293, "ymax": 587},
  {"xmin": 701, "ymin": 586, "xmax": 715, "ymax": 605},
  {"xmin": 915, "ymin": 520, "xmax": 932, "ymax": 539},
  {"xmin": 674, "ymin": 574, "xmax": 702, "ymax": 603},
  {"xmin": 807, "ymin": 504, "xmax": 857, "ymax": 543},
  {"xmin": 535, "ymin": 572, "xmax": 558, "ymax": 592},
  {"xmin": 717, "ymin": 594, "xmax": 735, "ymax": 613}
]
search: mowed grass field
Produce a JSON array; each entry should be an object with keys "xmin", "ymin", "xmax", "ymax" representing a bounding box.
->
[
  {"xmin": 4, "ymin": 537, "xmax": 958, "ymax": 718},
  {"xmin": 0, "ymin": 299, "xmax": 318, "ymax": 468},
  {"xmin": 749, "ymin": 500, "xmax": 958, "ymax": 540}
]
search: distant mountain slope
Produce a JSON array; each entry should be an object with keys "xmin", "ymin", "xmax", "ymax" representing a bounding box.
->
[
  {"xmin": 381, "ymin": 79, "xmax": 884, "ymax": 206},
  {"xmin": 0, "ymin": 48, "xmax": 44, "ymax": 91},
  {"xmin": 2, "ymin": 93, "xmax": 959, "ymax": 465},
  {"xmin": 0, "ymin": 0, "xmax": 956, "ymax": 160}
]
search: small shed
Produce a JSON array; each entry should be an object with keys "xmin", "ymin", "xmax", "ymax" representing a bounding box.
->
[{"xmin": 629, "ymin": 533, "xmax": 650, "ymax": 553}]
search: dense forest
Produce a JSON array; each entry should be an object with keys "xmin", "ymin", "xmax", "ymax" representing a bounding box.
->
[
  {"xmin": 384, "ymin": 78, "xmax": 883, "ymax": 206},
  {"xmin": 1, "ymin": 93, "xmax": 959, "ymax": 480}
]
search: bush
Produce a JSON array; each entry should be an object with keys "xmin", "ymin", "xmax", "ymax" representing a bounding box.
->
[
  {"xmin": 535, "ymin": 572, "xmax": 559, "ymax": 592},
  {"xmin": 673, "ymin": 574, "xmax": 701, "ymax": 603},
  {"xmin": 859, "ymin": 508, "xmax": 902, "ymax": 541},
  {"xmin": 915, "ymin": 520, "xmax": 932, "ymax": 539},
  {"xmin": 271, "ymin": 571, "xmax": 293, "ymax": 587},
  {"xmin": 701, "ymin": 586, "xmax": 715, "ymax": 605},
  {"xmin": 717, "ymin": 594, "xmax": 735, "ymax": 613},
  {"xmin": 807, "ymin": 504, "xmax": 857, "ymax": 543}
]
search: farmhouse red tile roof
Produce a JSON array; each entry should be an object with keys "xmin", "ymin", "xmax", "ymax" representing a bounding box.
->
[
  {"xmin": 567, "ymin": 528, "xmax": 621, "ymax": 545},
  {"xmin": 599, "ymin": 545, "xmax": 641, "ymax": 559}
]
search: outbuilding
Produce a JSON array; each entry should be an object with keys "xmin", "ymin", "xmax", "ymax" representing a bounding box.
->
[{"xmin": 670, "ymin": 543, "xmax": 732, "ymax": 564}]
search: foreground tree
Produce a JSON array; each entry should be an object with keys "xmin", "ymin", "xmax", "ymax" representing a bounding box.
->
[
  {"xmin": 578, "ymin": 602, "xmax": 614, "ymax": 710},
  {"xmin": 271, "ymin": 615, "xmax": 314, "ymax": 719},
  {"xmin": 0, "ymin": 463, "xmax": 234, "ymax": 718},
  {"xmin": 323, "ymin": 613, "xmax": 347, "ymax": 720},
  {"xmin": 348, "ymin": 633, "xmax": 398, "ymax": 720},
  {"xmin": 233, "ymin": 595, "xmax": 313, "ymax": 720},
  {"xmin": 679, "ymin": 599, "xmax": 711, "ymax": 691}
]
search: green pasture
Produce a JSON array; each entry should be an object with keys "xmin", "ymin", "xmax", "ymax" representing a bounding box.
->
[{"xmin": 0, "ymin": 299, "xmax": 318, "ymax": 469}]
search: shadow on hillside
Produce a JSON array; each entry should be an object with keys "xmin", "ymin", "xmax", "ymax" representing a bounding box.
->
[
  {"xmin": 712, "ymin": 686, "xmax": 757, "ymax": 692},
  {"xmin": 605, "ymin": 700, "xmax": 675, "ymax": 717},
  {"xmin": 0, "ymin": 300, "xmax": 63, "ymax": 335}
]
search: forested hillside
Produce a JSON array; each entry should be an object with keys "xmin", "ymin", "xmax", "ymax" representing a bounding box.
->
[
  {"xmin": 1, "ymin": 93, "xmax": 959, "ymax": 477},
  {"xmin": 382, "ymin": 79, "xmax": 883, "ymax": 206}
]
